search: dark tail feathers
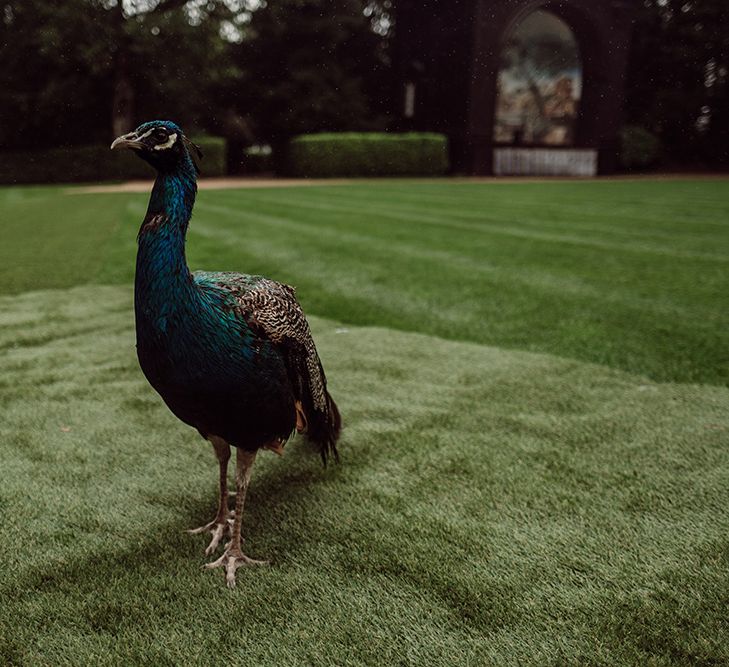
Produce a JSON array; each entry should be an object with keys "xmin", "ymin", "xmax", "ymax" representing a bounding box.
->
[
  {"xmin": 288, "ymin": 347, "xmax": 341, "ymax": 464},
  {"xmin": 305, "ymin": 390, "xmax": 341, "ymax": 465}
]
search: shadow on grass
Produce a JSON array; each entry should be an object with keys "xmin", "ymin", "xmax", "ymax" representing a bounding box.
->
[
  {"xmin": 9, "ymin": 410, "xmax": 514, "ymax": 643},
  {"xmin": 16, "ymin": 448, "xmax": 338, "ymax": 595}
]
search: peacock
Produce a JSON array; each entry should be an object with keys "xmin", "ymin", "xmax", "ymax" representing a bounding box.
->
[{"xmin": 111, "ymin": 120, "xmax": 341, "ymax": 587}]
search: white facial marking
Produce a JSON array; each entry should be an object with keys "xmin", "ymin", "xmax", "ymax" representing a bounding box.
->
[
  {"xmin": 135, "ymin": 128, "xmax": 155, "ymax": 141},
  {"xmin": 154, "ymin": 132, "xmax": 178, "ymax": 151}
]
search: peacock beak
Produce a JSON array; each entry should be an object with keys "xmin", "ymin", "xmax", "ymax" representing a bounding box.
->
[{"xmin": 110, "ymin": 132, "xmax": 145, "ymax": 151}]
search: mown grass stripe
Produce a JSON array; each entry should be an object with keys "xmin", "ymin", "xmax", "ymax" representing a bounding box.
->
[
  {"xmin": 1, "ymin": 180, "xmax": 727, "ymax": 385},
  {"xmin": 193, "ymin": 201, "xmax": 707, "ymax": 321},
  {"xmin": 214, "ymin": 190, "xmax": 729, "ymax": 263}
]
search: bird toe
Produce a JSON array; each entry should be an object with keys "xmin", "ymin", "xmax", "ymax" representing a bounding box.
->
[
  {"xmin": 188, "ymin": 515, "xmax": 235, "ymax": 555},
  {"xmin": 204, "ymin": 523, "xmax": 227, "ymax": 555},
  {"xmin": 205, "ymin": 549, "xmax": 270, "ymax": 587}
]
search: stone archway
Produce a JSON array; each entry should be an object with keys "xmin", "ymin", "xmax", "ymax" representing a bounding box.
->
[
  {"xmin": 492, "ymin": 7, "xmax": 595, "ymax": 175},
  {"xmin": 466, "ymin": 0, "xmax": 633, "ymax": 175},
  {"xmin": 391, "ymin": 0, "xmax": 633, "ymax": 175}
]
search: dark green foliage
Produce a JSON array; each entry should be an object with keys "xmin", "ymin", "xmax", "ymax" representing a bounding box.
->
[
  {"xmin": 0, "ymin": 0, "xmax": 114, "ymax": 151},
  {"xmin": 0, "ymin": 1, "xmax": 239, "ymax": 151},
  {"xmin": 1, "ymin": 0, "xmax": 728, "ymax": 173},
  {"xmin": 0, "ymin": 137, "xmax": 225, "ymax": 185},
  {"xmin": 0, "ymin": 146, "xmax": 151, "ymax": 185},
  {"xmin": 626, "ymin": 0, "xmax": 729, "ymax": 166},
  {"xmin": 288, "ymin": 133, "xmax": 449, "ymax": 177},
  {"xmin": 234, "ymin": 0, "xmax": 390, "ymax": 148},
  {"xmin": 188, "ymin": 136, "xmax": 226, "ymax": 178},
  {"xmin": 619, "ymin": 126, "xmax": 663, "ymax": 170},
  {"xmin": 0, "ymin": 1, "xmax": 390, "ymax": 162}
]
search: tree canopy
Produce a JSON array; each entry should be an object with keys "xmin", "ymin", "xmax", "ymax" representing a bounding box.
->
[
  {"xmin": 0, "ymin": 0, "xmax": 390, "ymax": 151},
  {"xmin": 0, "ymin": 1, "xmax": 242, "ymax": 149},
  {"xmin": 0, "ymin": 0, "xmax": 726, "ymax": 167},
  {"xmin": 625, "ymin": 0, "xmax": 729, "ymax": 166},
  {"xmin": 233, "ymin": 0, "xmax": 391, "ymax": 148}
]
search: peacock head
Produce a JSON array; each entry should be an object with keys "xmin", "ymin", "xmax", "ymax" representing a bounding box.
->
[{"xmin": 111, "ymin": 120, "xmax": 201, "ymax": 174}]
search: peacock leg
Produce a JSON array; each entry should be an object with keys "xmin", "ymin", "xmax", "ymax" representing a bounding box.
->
[
  {"xmin": 204, "ymin": 448, "xmax": 269, "ymax": 587},
  {"xmin": 187, "ymin": 436, "xmax": 234, "ymax": 555}
]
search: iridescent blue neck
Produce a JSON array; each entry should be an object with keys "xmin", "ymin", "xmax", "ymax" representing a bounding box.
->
[
  {"xmin": 135, "ymin": 161, "xmax": 198, "ymax": 314},
  {"xmin": 145, "ymin": 154, "xmax": 197, "ymax": 223}
]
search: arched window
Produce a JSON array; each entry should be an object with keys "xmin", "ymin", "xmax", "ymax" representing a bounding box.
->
[{"xmin": 494, "ymin": 9, "xmax": 582, "ymax": 147}]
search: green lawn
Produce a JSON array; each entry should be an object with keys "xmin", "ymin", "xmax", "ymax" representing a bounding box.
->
[{"xmin": 1, "ymin": 179, "xmax": 728, "ymax": 665}]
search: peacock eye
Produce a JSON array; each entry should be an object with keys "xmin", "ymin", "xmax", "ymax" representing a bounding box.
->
[{"xmin": 153, "ymin": 128, "xmax": 167, "ymax": 141}]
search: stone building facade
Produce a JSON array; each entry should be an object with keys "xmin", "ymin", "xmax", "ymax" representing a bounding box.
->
[{"xmin": 394, "ymin": 0, "xmax": 634, "ymax": 175}]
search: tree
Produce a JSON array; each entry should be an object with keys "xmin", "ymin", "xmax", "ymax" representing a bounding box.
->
[
  {"xmin": 625, "ymin": 0, "xmax": 729, "ymax": 166},
  {"xmin": 233, "ymin": 0, "xmax": 391, "ymax": 153},
  {"xmin": 108, "ymin": 0, "xmax": 244, "ymax": 137},
  {"xmin": 0, "ymin": 0, "xmax": 241, "ymax": 150}
]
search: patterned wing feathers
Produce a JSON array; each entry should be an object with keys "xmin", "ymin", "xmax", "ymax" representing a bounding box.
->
[
  {"xmin": 212, "ymin": 276, "xmax": 328, "ymax": 412},
  {"xmin": 196, "ymin": 273, "xmax": 340, "ymax": 462}
]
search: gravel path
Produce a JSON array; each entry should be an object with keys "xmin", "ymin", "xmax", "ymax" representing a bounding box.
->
[{"xmin": 68, "ymin": 173, "xmax": 728, "ymax": 194}]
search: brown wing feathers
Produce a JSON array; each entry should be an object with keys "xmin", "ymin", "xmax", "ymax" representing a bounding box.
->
[{"xmin": 212, "ymin": 275, "xmax": 340, "ymax": 462}]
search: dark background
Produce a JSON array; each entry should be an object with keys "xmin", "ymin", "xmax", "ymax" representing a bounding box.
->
[{"xmin": 1, "ymin": 0, "xmax": 727, "ymax": 169}]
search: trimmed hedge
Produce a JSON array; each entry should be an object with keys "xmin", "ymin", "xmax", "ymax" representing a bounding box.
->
[
  {"xmin": 0, "ymin": 136, "xmax": 226, "ymax": 185},
  {"xmin": 288, "ymin": 132, "xmax": 449, "ymax": 177},
  {"xmin": 190, "ymin": 136, "xmax": 226, "ymax": 177}
]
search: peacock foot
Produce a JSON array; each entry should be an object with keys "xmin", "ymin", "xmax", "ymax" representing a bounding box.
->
[
  {"xmin": 204, "ymin": 547, "xmax": 270, "ymax": 588},
  {"xmin": 187, "ymin": 512, "xmax": 234, "ymax": 556}
]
